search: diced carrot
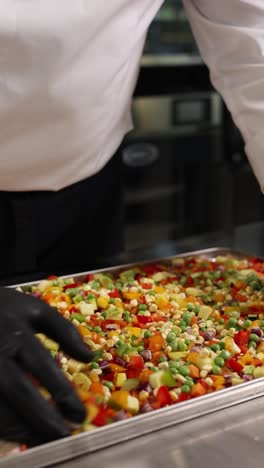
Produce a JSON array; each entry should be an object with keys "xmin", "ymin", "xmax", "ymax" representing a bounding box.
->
[
  {"xmin": 89, "ymin": 383, "xmax": 105, "ymax": 395},
  {"xmin": 139, "ymin": 368, "xmax": 153, "ymax": 383},
  {"xmin": 189, "ymin": 364, "xmax": 200, "ymax": 379},
  {"xmin": 191, "ymin": 382, "xmax": 207, "ymax": 397},
  {"xmin": 89, "ymin": 373, "xmax": 100, "ymax": 383},
  {"xmin": 149, "ymin": 334, "xmax": 164, "ymax": 352},
  {"xmin": 90, "ymin": 332, "xmax": 102, "ymax": 344},
  {"xmin": 109, "ymin": 363, "xmax": 126, "ymax": 372},
  {"xmin": 78, "ymin": 325, "xmax": 91, "ymax": 338}
]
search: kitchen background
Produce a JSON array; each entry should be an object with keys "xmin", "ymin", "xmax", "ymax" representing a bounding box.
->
[{"xmin": 121, "ymin": 0, "xmax": 264, "ymax": 258}]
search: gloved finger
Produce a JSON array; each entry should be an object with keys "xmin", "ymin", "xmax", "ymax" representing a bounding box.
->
[
  {"xmin": 0, "ymin": 358, "xmax": 70, "ymax": 444},
  {"xmin": 0, "ymin": 400, "xmax": 42, "ymax": 446},
  {"xmin": 31, "ymin": 304, "xmax": 94, "ymax": 362},
  {"xmin": 18, "ymin": 333, "xmax": 86, "ymax": 424},
  {"xmin": 0, "ymin": 287, "xmax": 93, "ymax": 362}
]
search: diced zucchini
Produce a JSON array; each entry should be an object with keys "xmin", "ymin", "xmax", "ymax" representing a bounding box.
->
[
  {"xmin": 73, "ymin": 372, "xmax": 92, "ymax": 390},
  {"xmin": 121, "ymin": 378, "xmax": 140, "ymax": 391},
  {"xmin": 149, "ymin": 370, "xmax": 175, "ymax": 389},
  {"xmin": 254, "ymin": 367, "xmax": 264, "ymax": 379}
]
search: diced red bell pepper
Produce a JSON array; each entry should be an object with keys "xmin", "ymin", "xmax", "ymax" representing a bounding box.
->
[
  {"xmin": 128, "ymin": 355, "xmax": 144, "ymax": 371},
  {"xmin": 226, "ymin": 358, "xmax": 243, "ymax": 373},
  {"xmin": 157, "ymin": 386, "xmax": 172, "ymax": 406},
  {"xmin": 142, "ymin": 283, "xmax": 153, "ymax": 290},
  {"xmin": 84, "ymin": 274, "xmax": 95, "ymax": 282},
  {"xmin": 240, "ymin": 344, "xmax": 248, "ymax": 354},
  {"xmin": 141, "ymin": 265, "xmax": 162, "ymax": 275},
  {"xmin": 234, "ymin": 330, "xmax": 250, "ymax": 346},
  {"xmin": 47, "ymin": 275, "xmax": 59, "ymax": 280},
  {"xmin": 126, "ymin": 368, "xmax": 141, "ymax": 379},
  {"xmin": 178, "ymin": 392, "xmax": 191, "ymax": 403},
  {"xmin": 64, "ymin": 282, "xmax": 80, "ymax": 291},
  {"xmin": 109, "ymin": 289, "xmax": 121, "ymax": 298},
  {"xmin": 137, "ymin": 315, "xmax": 152, "ymax": 325},
  {"xmin": 186, "ymin": 276, "xmax": 194, "ymax": 287},
  {"xmin": 92, "ymin": 406, "xmax": 108, "ymax": 427}
]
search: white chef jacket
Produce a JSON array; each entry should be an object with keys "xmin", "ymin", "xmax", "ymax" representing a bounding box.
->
[{"xmin": 0, "ymin": 1, "xmax": 264, "ymax": 192}]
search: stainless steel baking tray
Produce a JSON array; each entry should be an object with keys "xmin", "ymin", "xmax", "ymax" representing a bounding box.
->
[{"xmin": 1, "ymin": 247, "xmax": 264, "ymax": 468}]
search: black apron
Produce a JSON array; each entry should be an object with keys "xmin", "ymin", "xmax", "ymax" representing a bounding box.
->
[{"xmin": 0, "ymin": 152, "xmax": 124, "ymax": 285}]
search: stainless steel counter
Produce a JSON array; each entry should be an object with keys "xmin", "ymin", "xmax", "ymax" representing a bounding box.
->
[{"xmin": 58, "ymin": 394, "xmax": 264, "ymax": 468}]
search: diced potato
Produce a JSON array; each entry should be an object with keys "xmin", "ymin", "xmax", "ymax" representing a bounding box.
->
[
  {"xmin": 36, "ymin": 333, "xmax": 59, "ymax": 352},
  {"xmin": 67, "ymin": 358, "xmax": 86, "ymax": 374},
  {"xmin": 198, "ymin": 305, "xmax": 213, "ymax": 320},
  {"xmin": 186, "ymin": 287, "xmax": 203, "ymax": 297},
  {"xmin": 254, "ymin": 367, "xmax": 264, "ymax": 379}
]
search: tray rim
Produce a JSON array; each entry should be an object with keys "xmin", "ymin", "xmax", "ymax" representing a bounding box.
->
[{"xmin": 1, "ymin": 246, "xmax": 261, "ymax": 467}]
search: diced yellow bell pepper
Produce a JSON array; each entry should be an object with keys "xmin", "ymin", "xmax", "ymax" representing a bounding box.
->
[
  {"xmin": 125, "ymin": 327, "xmax": 142, "ymax": 337},
  {"xmin": 114, "ymin": 373, "xmax": 127, "ymax": 388},
  {"xmin": 110, "ymin": 390, "xmax": 129, "ymax": 409},
  {"xmin": 154, "ymin": 286, "xmax": 165, "ymax": 294},
  {"xmin": 156, "ymin": 296, "xmax": 170, "ymax": 310},
  {"xmin": 223, "ymin": 337, "xmax": 241, "ymax": 354},
  {"xmin": 97, "ymin": 297, "xmax": 109, "ymax": 309},
  {"xmin": 123, "ymin": 291, "xmax": 140, "ymax": 300}
]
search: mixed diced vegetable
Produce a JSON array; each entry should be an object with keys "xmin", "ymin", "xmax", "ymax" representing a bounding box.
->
[{"xmin": 21, "ymin": 254, "xmax": 264, "ymax": 432}]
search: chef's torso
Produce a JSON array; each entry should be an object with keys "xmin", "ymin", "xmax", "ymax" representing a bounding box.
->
[{"xmin": 0, "ymin": 0, "xmax": 163, "ymax": 190}]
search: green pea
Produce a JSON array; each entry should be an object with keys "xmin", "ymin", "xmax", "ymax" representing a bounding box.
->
[
  {"xmin": 158, "ymin": 356, "xmax": 167, "ymax": 363},
  {"xmin": 244, "ymin": 319, "xmax": 252, "ymax": 328},
  {"xmin": 185, "ymin": 339, "xmax": 190, "ymax": 346},
  {"xmin": 139, "ymin": 304, "xmax": 148, "ymax": 311},
  {"xmin": 179, "ymin": 320, "xmax": 187, "ymax": 329},
  {"xmin": 117, "ymin": 340, "xmax": 123, "ymax": 347},
  {"xmin": 169, "ymin": 360, "xmax": 179, "ymax": 368},
  {"xmin": 214, "ymin": 356, "xmax": 225, "ymax": 367},
  {"xmin": 104, "ymin": 381, "xmax": 114, "ymax": 391},
  {"xmin": 250, "ymin": 333, "xmax": 259, "ymax": 343},
  {"xmin": 90, "ymin": 362, "xmax": 99, "ymax": 369},
  {"xmin": 179, "ymin": 342, "xmax": 187, "ymax": 351},
  {"xmin": 187, "ymin": 304, "xmax": 193, "ymax": 312},
  {"xmin": 249, "ymin": 341, "xmax": 257, "ymax": 349},
  {"xmin": 181, "ymin": 385, "xmax": 191, "ymax": 394},
  {"xmin": 180, "ymin": 277, "xmax": 187, "ymax": 286},
  {"xmin": 109, "ymin": 298, "xmax": 115, "ymax": 304},
  {"xmin": 167, "ymin": 332, "xmax": 177, "ymax": 343},
  {"xmin": 218, "ymin": 318, "xmax": 224, "ymax": 325},
  {"xmin": 101, "ymin": 312, "xmax": 107, "ymax": 319},
  {"xmin": 193, "ymin": 306, "xmax": 200, "ymax": 315},
  {"xmin": 144, "ymin": 330, "xmax": 152, "ymax": 338},
  {"xmin": 185, "ymin": 377, "xmax": 194, "ymax": 387},
  {"xmin": 182, "ymin": 313, "xmax": 191, "ymax": 325},
  {"xmin": 179, "ymin": 365, "xmax": 190, "ymax": 376},
  {"xmin": 260, "ymin": 320, "xmax": 264, "ymax": 328},
  {"xmin": 124, "ymin": 312, "xmax": 131, "ymax": 322},
  {"xmin": 219, "ymin": 341, "xmax": 226, "ymax": 350},
  {"xmin": 137, "ymin": 346, "xmax": 144, "ymax": 353},
  {"xmin": 151, "ymin": 366, "xmax": 159, "ymax": 372},
  {"xmin": 93, "ymin": 326, "xmax": 102, "ymax": 333},
  {"xmin": 170, "ymin": 342, "xmax": 179, "ymax": 352},
  {"xmin": 210, "ymin": 344, "xmax": 220, "ymax": 352},
  {"xmin": 212, "ymin": 364, "xmax": 222, "ymax": 375},
  {"xmin": 220, "ymin": 350, "xmax": 231, "ymax": 360},
  {"xmin": 227, "ymin": 318, "xmax": 237, "ymax": 328}
]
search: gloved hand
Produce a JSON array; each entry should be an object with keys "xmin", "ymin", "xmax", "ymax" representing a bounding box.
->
[{"xmin": 0, "ymin": 286, "xmax": 94, "ymax": 446}]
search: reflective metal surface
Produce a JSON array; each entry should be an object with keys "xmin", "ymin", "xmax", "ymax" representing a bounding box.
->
[{"xmin": 58, "ymin": 394, "xmax": 264, "ymax": 468}]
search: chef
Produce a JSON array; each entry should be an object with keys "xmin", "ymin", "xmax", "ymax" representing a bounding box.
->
[{"xmin": 0, "ymin": 0, "xmax": 263, "ymax": 445}]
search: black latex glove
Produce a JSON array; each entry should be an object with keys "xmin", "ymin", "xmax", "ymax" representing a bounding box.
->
[{"xmin": 0, "ymin": 287, "xmax": 94, "ymax": 446}]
